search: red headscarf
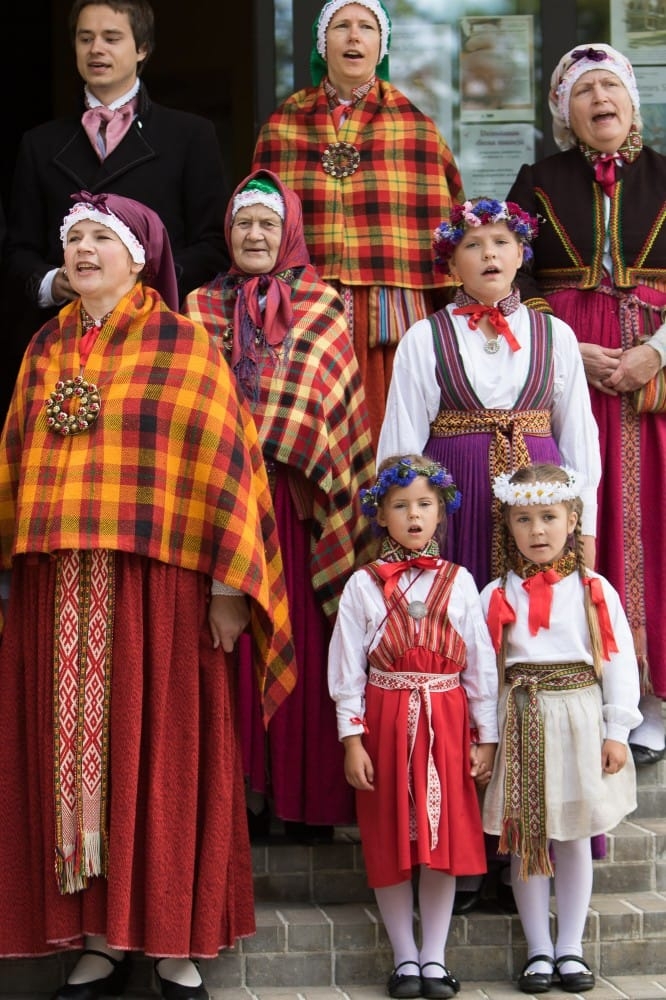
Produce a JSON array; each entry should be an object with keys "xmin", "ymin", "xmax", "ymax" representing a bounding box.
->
[{"xmin": 225, "ymin": 169, "xmax": 314, "ymax": 399}]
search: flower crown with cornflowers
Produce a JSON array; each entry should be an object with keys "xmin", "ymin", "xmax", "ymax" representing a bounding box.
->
[
  {"xmin": 433, "ymin": 198, "xmax": 538, "ymax": 272},
  {"xmin": 492, "ymin": 468, "xmax": 579, "ymax": 506},
  {"xmin": 361, "ymin": 457, "xmax": 462, "ymax": 519}
]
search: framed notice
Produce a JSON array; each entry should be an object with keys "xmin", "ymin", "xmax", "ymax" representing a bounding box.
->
[
  {"xmin": 457, "ymin": 123, "xmax": 535, "ymax": 201},
  {"xmin": 611, "ymin": 0, "xmax": 666, "ymax": 65},
  {"xmin": 459, "ymin": 15, "xmax": 535, "ymax": 123}
]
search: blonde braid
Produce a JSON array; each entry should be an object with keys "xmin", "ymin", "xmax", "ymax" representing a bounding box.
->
[
  {"xmin": 574, "ymin": 516, "xmax": 603, "ymax": 678},
  {"xmin": 494, "ymin": 515, "xmax": 517, "ymax": 687}
]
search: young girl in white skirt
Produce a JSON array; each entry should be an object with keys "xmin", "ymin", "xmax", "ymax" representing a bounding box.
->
[{"xmin": 481, "ymin": 463, "xmax": 641, "ymax": 994}]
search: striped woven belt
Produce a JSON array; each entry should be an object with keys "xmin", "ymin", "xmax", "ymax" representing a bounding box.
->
[
  {"xmin": 501, "ymin": 661, "xmax": 597, "ymax": 879},
  {"xmin": 368, "ymin": 667, "xmax": 460, "ymax": 849},
  {"xmin": 429, "ymin": 407, "xmax": 552, "ymax": 473}
]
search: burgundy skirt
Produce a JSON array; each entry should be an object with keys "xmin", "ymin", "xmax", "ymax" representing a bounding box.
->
[{"xmin": 0, "ymin": 552, "xmax": 254, "ymax": 957}]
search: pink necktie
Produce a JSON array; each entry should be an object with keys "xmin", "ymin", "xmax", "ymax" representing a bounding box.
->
[{"xmin": 82, "ymin": 104, "xmax": 134, "ymax": 160}]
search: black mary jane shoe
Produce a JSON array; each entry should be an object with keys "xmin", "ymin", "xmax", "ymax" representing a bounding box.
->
[
  {"xmin": 517, "ymin": 954, "xmax": 555, "ymax": 994},
  {"xmin": 555, "ymin": 954, "xmax": 595, "ymax": 993},
  {"xmin": 154, "ymin": 961, "xmax": 210, "ymax": 1000},
  {"xmin": 386, "ymin": 960, "xmax": 422, "ymax": 999},
  {"xmin": 630, "ymin": 743, "xmax": 666, "ymax": 767},
  {"xmin": 420, "ymin": 961, "xmax": 461, "ymax": 998},
  {"xmin": 51, "ymin": 950, "xmax": 130, "ymax": 999}
]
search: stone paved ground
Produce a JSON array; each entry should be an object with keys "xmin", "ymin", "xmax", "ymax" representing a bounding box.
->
[{"xmin": 6, "ymin": 975, "xmax": 666, "ymax": 999}]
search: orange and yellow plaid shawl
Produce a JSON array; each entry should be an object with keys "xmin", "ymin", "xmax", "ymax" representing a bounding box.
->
[
  {"xmin": 186, "ymin": 269, "xmax": 376, "ymax": 620},
  {"xmin": 0, "ymin": 285, "xmax": 295, "ymax": 721},
  {"xmin": 252, "ymin": 79, "xmax": 463, "ymax": 289}
]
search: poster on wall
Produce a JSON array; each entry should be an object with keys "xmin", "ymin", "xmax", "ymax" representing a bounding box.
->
[
  {"xmin": 457, "ymin": 124, "xmax": 535, "ymax": 201},
  {"xmin": 459, "ymin": 15, "xmax": 535, "ymax": 123},
  {"xmin": 634, "ymin": 65, "xmax": 666, "ymax": 152},
  {"xmin": 611, "ymin": 0, "xmax": 666, "ymax": 64},
  {"xmin": 389, "ymin": 21, "xmax": 454, "ymax": 142}
]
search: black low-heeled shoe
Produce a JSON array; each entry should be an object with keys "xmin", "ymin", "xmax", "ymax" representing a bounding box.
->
[
  {"xmin": 630, "ymin": 743, "xmax": 666, "ymax": 767},
  {"xmin": 51, "ymin": 949, "xmax": 130, "ymax": 1000},
  {"xmin": 420, "ymin": 961, "xmax": 461, "ymax": 998},
  {"xmin": 386, "ymin": 960, "xmax": 422, "ymax": 999},
  {"xmin": 517, "ymin": 954, "xmax": 555, "ymax": 994},
  {"xmin": 154, "ymin": 961, "xmax": 210, "ymax": 1000},
  {"xmin": 555, "ymin": 954, "xmax": 595, "ymax": 993}
]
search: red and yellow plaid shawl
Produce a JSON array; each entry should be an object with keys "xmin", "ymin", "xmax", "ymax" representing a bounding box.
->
[
  {"xmin": 0, "ymin": 285, "xmax": 295, "ymax": 721},
  {"xmin": 252, "ymin": 79, "xmax": 463, "ymax": 289},
  {"xmin": 186, "ymin": 269, "xmax": 376, "ymax": 620}
]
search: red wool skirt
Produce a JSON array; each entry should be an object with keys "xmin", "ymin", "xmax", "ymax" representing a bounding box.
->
[
  {"xmin": 355, "ymin": 647, "xmax": 487, "ymax": 888},
  {"xmin": 0, "ymin": 552, "xmax": 255, "ymax": 958}
]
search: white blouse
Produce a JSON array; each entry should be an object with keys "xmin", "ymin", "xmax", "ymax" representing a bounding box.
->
[
  {"xmin": 377, "ymin": 303, "xmax": 601, "ymax": 536},
  {"xmin": 480, "ymin": 569, "xmax": 642, "ymax": 743},
  {"xmin": 328, "ymin": 562, "xmax": 499, "ymax": 743}
]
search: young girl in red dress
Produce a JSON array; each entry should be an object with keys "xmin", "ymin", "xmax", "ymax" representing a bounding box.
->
[{"xmin": 328, "ymin": 455, "xmax": 498, "ymax": 999}]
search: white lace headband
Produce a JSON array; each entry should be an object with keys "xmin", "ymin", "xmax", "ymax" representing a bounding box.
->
[{"xmin": 492, "ymin": 469, "xmax": 579, "ymax": 506}]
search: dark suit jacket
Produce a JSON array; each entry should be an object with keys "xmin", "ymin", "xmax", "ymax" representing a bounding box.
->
[
  {"xmin": 1, "ymin": 84, "xmax": 230, "ymax": 421},
  {"xmin": 6, "ymin": 83, "xmax": 229, "ymax": 309}
]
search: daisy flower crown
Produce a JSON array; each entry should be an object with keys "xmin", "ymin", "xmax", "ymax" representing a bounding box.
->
[
  {"xmin": 361, "ymin": 457, "xmax": 462, "ymax": 518},
  {"xmin": 433, "ymin": 198, "xmax": 538, "ymax": 271},
  {"xmin": 492, "ymin": 468, "xmax": 580, "ymax": 506}
]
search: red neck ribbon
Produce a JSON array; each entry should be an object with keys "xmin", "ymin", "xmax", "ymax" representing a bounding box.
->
[
  {"xmin": 593, "ymin": 153, "xmax": 618, "ymax": 198},
  {"xmin": 452, "ymin": 303, "xmax": 521, "ymax": 351},
  {"xmin": 374, "ymin": 555, "xmax": 442, "ymax": 600},
  {"xmin": 522, "ymin": 568, "xmax": 562, "ymax": 635}
]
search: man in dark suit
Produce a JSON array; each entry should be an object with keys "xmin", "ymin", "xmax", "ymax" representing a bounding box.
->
[{"xmin": 2, "ymin": 0, "xmax": 229, "ymax": 423}]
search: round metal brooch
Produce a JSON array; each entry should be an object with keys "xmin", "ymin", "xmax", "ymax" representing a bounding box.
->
[
  {"xmin": 46, "ymin": 375, "xmax": 101, "ymax": 436},
  {"xmin": 407, "ymin": 600, "xmax": 428, "ymax": 620},
  {"xmin": 322, "ymin": 141, "xmax": 361, "ymax": 178},
  {"xmin": 484, "ymin": 338, "xmax": 500, "ymax": 355}
]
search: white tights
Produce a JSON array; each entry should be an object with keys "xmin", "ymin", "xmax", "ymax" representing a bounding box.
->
[
  {"xmin": 67, "ymin": 936, "xmax": 201, "ymax": 988},
  {"xmin": 511, "ymin": 837, "xmax": 593, "ymax": 975},
  {"xmin": 374, "ymin": 866, "xmax": 456, "ymax": 973}
]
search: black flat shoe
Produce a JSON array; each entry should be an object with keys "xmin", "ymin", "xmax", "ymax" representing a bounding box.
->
[
  {"xmin": 517, "ymin": 954, "xmax": 555, "ymax": 994},
  {"xmin": 155, "ymin": 961, "xmax": 209, "ymax": 1000},
  {"xmin": 51, "ymin": 950, "xmax": 129, "ymax": 999},
  {"xmin": 555, "ymin": 954, "xmax": 595, "ymax": 992},
  {"xmin": 420, "ymin": 961, "xmax": 461, "ymax": 998},
  {"xmin": 386, "ymin": 961, "xmax": 422, "ymax": 999},
  {"xmin": 452, "ymin": 878, "xmax": 484, "ymax": 915},
  {"xmin": 630, "ymin": 743, "xmax": 665, "ymax": 767}
]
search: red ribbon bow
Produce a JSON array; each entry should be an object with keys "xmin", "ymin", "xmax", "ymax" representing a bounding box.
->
[
  {"xmin": 522, "ymin": 568, "xmax": 562, "ymax": 635},
  {"xmin": 374, "ymin": 556, "xmax": 442, "ymax": 600},
  {"xmin": 583, "ymin": 576, "xmax": 620, "ymax": 661},
  {"xmin": 453, "ymin": 303, "xmax": 521, "ymax": 351},
  {"xmin": 593, "ymin": 153, "xmax": 618, "ymax": 198},
  {"xmin": 486, "ymin": 586, "xmax": 517, "ymax": 652}
]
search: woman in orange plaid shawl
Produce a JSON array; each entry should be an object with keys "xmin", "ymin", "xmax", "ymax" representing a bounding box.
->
[
  {"xmin": 0, "ymin": 191, "xmax": 295, "ymax": 999},
  {"xmin": 185, "ymin": 169, "xmax": 375, "ymax": 842},
  {"xmin": 252, "ymin": 0, "xmax": 464, "ymax": 447}
]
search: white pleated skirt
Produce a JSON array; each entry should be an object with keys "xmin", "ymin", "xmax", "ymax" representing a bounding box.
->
[{"xmin": 483, "ymin": 681, "xmax": 637, "ymax": 841}]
